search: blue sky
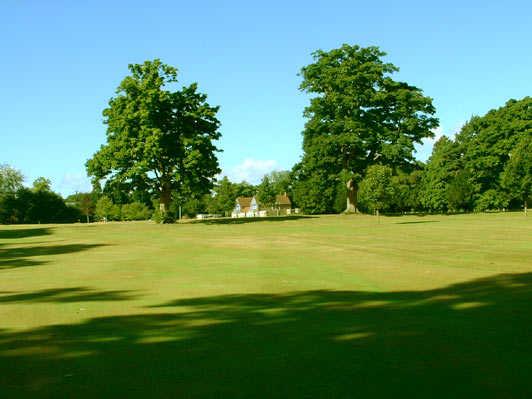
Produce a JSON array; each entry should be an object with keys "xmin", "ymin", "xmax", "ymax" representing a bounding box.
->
[{"xmin": 1, "ymin": 0, "xmax": 531, "ymax": 196}]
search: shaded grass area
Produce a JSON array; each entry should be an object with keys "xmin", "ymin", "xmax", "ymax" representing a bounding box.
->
[
  {"xmin": 0, "ymin": 287, "xmax": 135, "ymax": 304},
  {"xmin": 0, "ymin": 213, "xmax": 531, "ymax": 397},
  {"xmin": 0, "ymin": 243, "xmax": 108, "ymax": 270},
  {"xmin": 0, "ymin": 228, "xmax": 52, "ymax": 240},
  {"xmin": 1, "ymin": 273, "xmax": 532, "ymax": 397}
]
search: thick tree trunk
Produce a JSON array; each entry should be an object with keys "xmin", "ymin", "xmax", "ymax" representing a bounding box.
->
[
  {"xmin": 159, "ymin": 187, "xmax": 171, "ymax": 215},
  {"xmin": 345, "ymin": 179, "xmax": 357, "ymax": 213}
]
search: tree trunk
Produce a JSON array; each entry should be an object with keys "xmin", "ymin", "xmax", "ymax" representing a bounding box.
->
[
  {"xmin": 525, "ymin": 199, "xmax": 528, "ymax": 216},
  {"xmin": 159, "ymin": 187, "xmax": 171, "ymax": 215},
  {"xmin": 345, "ymin": 179, "xmax": 357, "ymax": 213}
]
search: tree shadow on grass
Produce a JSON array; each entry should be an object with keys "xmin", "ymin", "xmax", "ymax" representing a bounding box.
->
[
  {"xmin": 189, "ymin": 215, "xmax": 317, "ymax": 225},
  {"xmin": 0, "ymin": 287, "xmax": 136, "ymax": 304},
  {"xmin": 0, "ymin": 228, "xmax": 52, "ymax": 240},
  {"xmin": 1, "ymin": 273, "xmax": 532, "ymax": 398},
  {"xmin": 0, "ymin": 244, "xmax": 108, "ymax": 270}
]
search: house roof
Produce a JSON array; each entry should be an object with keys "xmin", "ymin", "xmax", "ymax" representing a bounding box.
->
[
  {"xmin": 275, "ymin": 194, "xmax": 291, "ymax": 206},
  {"xmin": 236, "ymin": 197, "xmax": 253, "ymax": 208}
]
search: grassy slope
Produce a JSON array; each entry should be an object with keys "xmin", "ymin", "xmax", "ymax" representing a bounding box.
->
[{"xmin": 0, "ymin": 213, "xmax": 531, "ymax": 397}]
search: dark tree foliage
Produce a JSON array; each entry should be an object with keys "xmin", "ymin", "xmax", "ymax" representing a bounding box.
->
[
  {"xmin": 0, "ymin": 188, "xmax": 80, "ymax": 224},
  {"xmin": 501, "ymin": 134, "xmax": 532, "ymax": 213},
  {"xmin": 446, "ymin": 170, "xmax": 475, "ymax": 212},
  {"xmin": 292, "ymin": 163, "xmax": 345, "ymax": 214},
  {"xmin": 390, "ymin": 168, "xmax": 424, "ymax": 213}
]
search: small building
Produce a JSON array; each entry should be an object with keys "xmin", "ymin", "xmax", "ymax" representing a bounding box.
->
[
  {"xmin": 275, "ymin": 193, "xmax": 292, "ymax": 215},
  {"xmin": 232, "ymin": 196, "xmax": 262, "ymax": 218}
]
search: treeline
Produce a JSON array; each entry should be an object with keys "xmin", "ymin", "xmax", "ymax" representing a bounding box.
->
[
  {"xmin": 81, "ymin": 52, "xmax": 530, "ymax": 221},
  {"xmin": 0, "ymin": 165, "xmax": 293, "ymax": 224},
  {"xmin": 93, "ymin": 170, "xmax": 293, "ymax": 221},
  {"xmin": 0, "ymin": 173, "xmax": 80, "ymax": 224},
  {"xmin": 2, "ymin": 96, "xmax": 529, "ymax": 224},
  {"xmin": 2, "ymin": 47, "xmax": 530, "ymax": 223},
  {"xmin": 291, "ymin": 97, "xmax": 531, "ymax": 215}
]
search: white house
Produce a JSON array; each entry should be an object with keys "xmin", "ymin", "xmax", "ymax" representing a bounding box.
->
[{"xmin": 231, "ymin": 196, "xmax": 266, "ymax": 218}]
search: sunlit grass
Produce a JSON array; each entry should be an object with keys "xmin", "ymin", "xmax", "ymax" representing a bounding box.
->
[{"xmin": 0, "ymin": 213, "xmax": 531, "ymax": 397}]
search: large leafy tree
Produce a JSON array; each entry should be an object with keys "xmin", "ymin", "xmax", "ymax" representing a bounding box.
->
[
  {"xmin": 298, "ymin": 44, "xmax": 438, "ymax": 213},
  {"xmin": 454, "ymin": 97, "xmax": 531, "ymax": 209},
  {"xmin": 86, "ymin": 59, "xmax": 221, "ymax": 215}
]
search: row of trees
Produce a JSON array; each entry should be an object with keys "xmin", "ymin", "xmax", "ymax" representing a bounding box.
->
[
  {"xmin": 0, "ymin": 169, "xmax": 81, "ymax": 224},
  {"xmin": 421, "ymin": 99, "xmax": 531, "ymax": 213},
  {"xmin": 291, "ymin": 97, "xmax": 531, "ymax": 215},
  {"xmin": 1, "ymin": 160, "xmax": 293, "ymax": 224},
  {"xmin": 2, "ymin": 45, "xmax": 530, "ymax": 224},
  {"xmin": 83, "ymin": 51, "xmax": 530, "ymax": 222},
  {"xmin": 158, "ymin": 171, "xmax": 292, "ymax": 219},
  {"xmin": 290, "ymin": 45, "xmax": 530, "ymax": 215}
]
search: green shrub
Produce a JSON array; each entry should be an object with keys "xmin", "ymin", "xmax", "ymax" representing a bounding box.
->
[
  {"xmin": 474, "ymin": 190, "xmax": 509, "ymax": 212},
  {"xmin": 121, "ymin": 202, "xmax": 152, "ymax": 221},
  {"xmin": 151, "ymin": 209, "xmax": 175, "ymax": 224}
]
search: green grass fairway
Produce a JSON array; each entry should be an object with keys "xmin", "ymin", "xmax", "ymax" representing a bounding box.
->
[{"xmin": 1, "ymin": 213, "xmax": 531, "ymax": 398}]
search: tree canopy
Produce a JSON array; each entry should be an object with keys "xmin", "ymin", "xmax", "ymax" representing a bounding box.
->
[
  {"xmin": 358, "ymin": 164, "xmax": 395, "ymax": 214},
  {"xmin": 454, "ymin": 97, "xmax": 531, "ymax": 210},
  {"xmin": 86, "ymin": 59, "xmax": 221, "ymax": 217},
  {"xmin": 0, "ymin": 165, "xmax": 24, "ymax": 195},
  {"xmin": 207, "ymin": 176, "xmax": 238, "ymax": 216},
  {"xmin": 256, "ymin": 176, "xmax": 276, "ymax": 208},
  {"xmin": 297, "ymin": 44, "xmax": 438, "ymax": 213},
  {"xmin": 32, "ymin": 177, "xmax": 52, "ymax": 192},
  {"xmin": 501, "ymin": 134, "xmax": 532, "ymax": 213},
  {"xmin": 420, "ymin": 136, "xmax": 462, "ymax": 212}
]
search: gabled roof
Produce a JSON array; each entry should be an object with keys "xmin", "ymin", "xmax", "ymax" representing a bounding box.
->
[
  {"xmin": 236, "ymin": 197, "xmax": 253, "ymax": 208},
  {"xmin": 275, "ymin": 193, "xmax": 291, "ymax": 206}
]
